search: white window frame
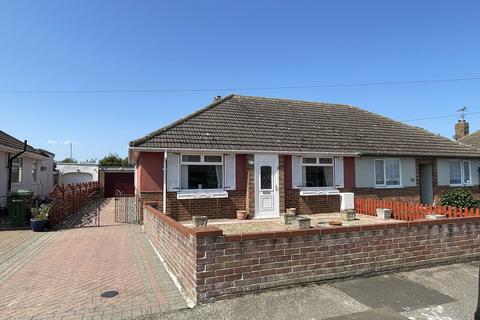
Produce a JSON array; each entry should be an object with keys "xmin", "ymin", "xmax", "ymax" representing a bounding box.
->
[
  {"xmin": 11, "ymin": 157, "xmax": 23, "ymax": 184},
  {"xmin": 180, "ymin": 154, "xmax": 224, "ymax": 192},
  {"xmin": 374, "ymin": 158, "xmax": 402, "ymax": 188},
  {"xmin": 301, "ymin": 156, "xmax": 335, "ymax": 190},
  {"xmin": 449, "ymin": 159, "xmax": 472, "ymax": 187}
]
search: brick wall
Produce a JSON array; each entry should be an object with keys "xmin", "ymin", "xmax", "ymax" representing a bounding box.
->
[
  {"xmin": 195, "ymin": 218, "xmax": 480, "ymax": 303},
  {"xmin": 285, "ymin": 189, "xmax": 341, "ymax": 214},
  {"xmin": 139, "ymin": 191, "xmax": 247, "ymax": 221},
  {"xmin": 143, "ymin": 205, "xmax": 198, "ymax": 301},
  {"xmin": 143, "ymin": 203, "xmax": 480, "ymax": 305},
  {"xmin": 342, "ymin": 187, "xmax": 421, "ymax": 202}
]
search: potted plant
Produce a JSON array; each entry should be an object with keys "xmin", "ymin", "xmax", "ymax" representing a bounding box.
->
[
  {"xmin": 30, "ymin": 203, "xmax": 52, "ymax": 232},
  {"xmin": 236, "ymin": 210, "xmax": 249, "ymax": 220}
]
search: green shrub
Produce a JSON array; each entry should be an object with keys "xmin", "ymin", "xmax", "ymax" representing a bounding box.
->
[
  {"xmin": 440, "ymin": 189, "xmax": 480, "ymax": 208},
  {"xmin": 31, "ymin": 203, "xmax": 52, "ymax": 221}
]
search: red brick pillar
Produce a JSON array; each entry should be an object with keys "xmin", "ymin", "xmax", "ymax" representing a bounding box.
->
[{"xmin": 246, "ymin": 154, "xmax": 255, "ymax": 215}]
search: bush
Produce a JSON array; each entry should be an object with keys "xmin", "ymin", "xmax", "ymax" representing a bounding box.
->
[
  {"xmin": 440, "ymin": 189, "xmax": 480, "ymax": 208},
  {"xmin": 31, "ymin": 203, "xmax": 52, "ymax": 221}
]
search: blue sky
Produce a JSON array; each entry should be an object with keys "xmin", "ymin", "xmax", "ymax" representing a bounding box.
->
[{"xmin": 0, "ymin": 0, "xmax": 479, "ymax": 161}]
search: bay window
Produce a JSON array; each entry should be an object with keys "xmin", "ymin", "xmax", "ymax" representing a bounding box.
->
[
  {"xmin": 450, "ymin": 160, "xmax": 471, "ymax": 186},
  {"xmin": 11, "ymin": 158, "xmax": 23, "ymax": 183},
  {"xmin": 180, "ymin": 154, "xmax": 223, "ymax": 190},
  {"xmin": 375, "ymin": 159, "xmax": 401, "ymax": 187},
  {"xmin": 301, "ymin": 157, "xmax": 334, "ymax": 188}
]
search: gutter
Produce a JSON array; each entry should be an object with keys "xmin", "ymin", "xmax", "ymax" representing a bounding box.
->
[{"xmin": 7, "ymin": 140, "xmax": 27, "ymax": 192}]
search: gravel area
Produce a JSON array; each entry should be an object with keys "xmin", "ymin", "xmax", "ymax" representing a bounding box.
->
[{"xmin": 182, "ymin": 213, "xmax": 400, "ymax": 235}]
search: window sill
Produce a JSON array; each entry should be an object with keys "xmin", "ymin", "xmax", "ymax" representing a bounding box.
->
[
  {"xmin": 374, "ymin": 185, "xmax": 403, "ymax": 189},
  {"xmin": 177, "ymin": 191, "xmax": 228, "ymax": 200},
  {"xmin": 450, "ymin": 184, "xmax": 473, "ymax": 188},
  {"xmin": 300, "ymin": 189, "xmax": 340, "ymax": 196}
]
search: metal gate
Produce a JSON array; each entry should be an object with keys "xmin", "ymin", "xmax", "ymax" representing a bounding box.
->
[{"xmin": 114, "ymin": 191, "xmax": 140, "ymax": 224}]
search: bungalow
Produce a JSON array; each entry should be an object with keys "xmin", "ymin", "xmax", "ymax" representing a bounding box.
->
[
  {"xmin": 128, "ymin": 95, "xmax": 480, "ymax": 221},
  {"xmin": 0, "ymin": 130, "xmax": 55, "ymax": 200}
]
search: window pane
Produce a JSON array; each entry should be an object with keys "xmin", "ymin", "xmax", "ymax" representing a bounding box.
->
[
  {"xmin": 450, "ymin": 161, "xmax": 461, "ymax": 185},
  {"xmin": 385, "ymin": 160, "xmax": 400, "ymax": 185},
  {"xmin": 182, "ymin": 165, "xmax": 223, "ymax": 189},
  {"xmin": 375, "ymin": 160, "xmax": 385, "ymax": 185},
  {"xmin": 204, "ymin": 155, "xmax": 222, "ymax": 163},
  {"xmin": 302, "ymin": 166, "xmax": 333, "ymax": 187},
  {"xmin": 32, "ymin": 161, "xmax": 38, "ymax": 183},
  {"xmin": 318, "ymin": 158, "xmax": 333, "ymax": 164},
  {"xmin": 463, "ymin": 161, "xmax": 471, "ymax": 184},
  {"xmin": 182, "ymin": 155, "xmax": 201, "ymax": 162},
  {"xmin": 302, "ymin": 157, "xmax": 316, "ymax": 164},
  {"xmin": 11, "ymin": 166, "xmax": 20, "ymax": 183},
  {"xmin": 260, "ymin": 166, "xmax": 272, "ymax": 190}
]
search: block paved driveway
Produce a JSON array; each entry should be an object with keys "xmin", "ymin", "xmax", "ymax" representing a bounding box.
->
[{"xmin": 0, "ymin": 199, "xmax": 186, "ymax": 320}]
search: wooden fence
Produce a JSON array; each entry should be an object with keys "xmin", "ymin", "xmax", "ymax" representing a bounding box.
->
[
  {"xmin": 48, "ymin": 181, "xmax": 101, "ymax": 225},
  {"xmin": 355, "ymin": 198, "xmax": 480, "ymax": 221}
]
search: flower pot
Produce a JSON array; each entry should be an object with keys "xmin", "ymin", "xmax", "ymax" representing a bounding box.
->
[
  {"xmin": 30, "ymin": 219, "xmax": 49, "ymax": 232},
  {"xmin": 283, "ymin": 213, "xmax": 295, "ymax": 225},
  {"xmin": 293, "ymin": 216, "xmax": 311, "ymax": 229},
  {"xmin": 192, "ymin": 215, "xmax": 208, "ymax": 227},
  {"xmin": 286, "ymin": 208, "xmax": 297, "ymax": 215},
  {"xmin": 340, "ymin": 209, "xmax": 356, "ymax": 221},
  {"xmin": 237, "ymin": 210, "xmax": 248, "ymax": 220},
  {"xmin": 376, "ymin": 208, "xmax": 392, "ymax": 220}
]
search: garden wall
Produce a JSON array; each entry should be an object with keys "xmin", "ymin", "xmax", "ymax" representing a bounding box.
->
[{"xmin": 143, "ymin": 204, "xmax": 480, "ymax": 304}]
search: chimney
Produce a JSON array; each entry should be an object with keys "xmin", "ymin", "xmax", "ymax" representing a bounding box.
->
[
  {"xmin": 214, "ymin": 95, "xmax": 222, "ymax": 101},
  {"xmin": 454, "ymin": 120, "xmax": 469, "ymax": 140}
]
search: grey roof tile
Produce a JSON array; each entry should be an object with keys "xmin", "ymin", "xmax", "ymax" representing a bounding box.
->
[{"xmin": 130, "ymin": 95, "xmax": 480, "ymax": 158}]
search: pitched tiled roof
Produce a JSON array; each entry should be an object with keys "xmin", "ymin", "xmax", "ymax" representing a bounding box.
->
[
  {"xmin": 0, "ymin": 130, "xmax": 53, "ymax": 157},
  {"xmin": 130, "ymin": 95, "xmax": 480, "ymax": 158},
  {"xmin": 458, "ymin": 130, "xmax": 480, "ymax": 150}
]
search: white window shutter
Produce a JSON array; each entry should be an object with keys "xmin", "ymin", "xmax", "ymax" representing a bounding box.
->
[
  {"xmin": 224, "ymin": 154, "xmax": 236, "ymax": 190},
  {"xmin": 335, "ymin": 157, "xmax": 344, "ymax": 188},
  {"xmin": 167, "ymin": 153, "xmax": 180, "ymax": 191},
  {"xmin": 292, "ymin": 156, "xmax": 302, "ymax": 189}
]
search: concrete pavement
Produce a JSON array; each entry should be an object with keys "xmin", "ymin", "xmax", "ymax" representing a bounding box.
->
[{"xmin": 150, "ymin": 262, "xmax": 479, "ymax": 320}]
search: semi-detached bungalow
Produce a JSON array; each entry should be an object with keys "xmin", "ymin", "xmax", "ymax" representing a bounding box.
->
[{"xmin": 128, "ymin": 95, "xmax": 480, "ymax": 221}]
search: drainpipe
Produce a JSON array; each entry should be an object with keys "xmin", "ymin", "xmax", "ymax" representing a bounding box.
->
[
  {"xmin": 7, "ymin": 140, "xmax": 27, "ymax": 192},
  {"xmin": 163, "ymin": 150, "xmax": 167, "ymax": 213}
]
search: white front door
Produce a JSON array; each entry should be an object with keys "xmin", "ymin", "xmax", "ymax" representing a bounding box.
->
[{"xmin": 254, "ymin": 154, "xmax": 280, "ymax": 218}]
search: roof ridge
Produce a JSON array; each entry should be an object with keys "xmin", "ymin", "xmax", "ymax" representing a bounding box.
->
[
  {"xmin": 129, "ymin": 94, "xmax": 235, "ymax": 147},
  {"xmin": 231, "ymin": 94, "xmax": 352, "ymax": 107}
]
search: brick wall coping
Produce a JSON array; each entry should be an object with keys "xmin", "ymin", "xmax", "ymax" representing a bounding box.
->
[
  {"xmin": 144, "ymin": 205, "xmax": 223, "ymax": 238},
  {"xmin": 144, "ymin": 204, "xmax": 480, "ymax": 241}
]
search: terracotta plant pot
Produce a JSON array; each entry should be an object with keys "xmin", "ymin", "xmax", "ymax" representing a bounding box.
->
[
  {"xmin": 329, "ymin": 220, "xmax": 342, "ymax": 226},
  {"xmin": 237, "ymin": 210, "xmax": 248, "ymax": 220},
  {"xmin": 286, "ymin": 208, "xmax": 297, "ymax": 215}
]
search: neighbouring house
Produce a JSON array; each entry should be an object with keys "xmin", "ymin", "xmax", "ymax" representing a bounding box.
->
[
  {"xmin": 456, "ymin": 119, "xmax": 480, "ymax": 151},
  {"xmin": 128, "ymin": 95, "xmax": 480, "ymax": 221},
  {"xmin": 0, "ymin": 130, "xmax": 55, "ymax": 200},
  {"xmin": 56, "ymin": 163, "xmax": 99, "ymax": 185}
]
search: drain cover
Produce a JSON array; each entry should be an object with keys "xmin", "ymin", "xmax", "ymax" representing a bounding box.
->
[{"xmin": 101, "ymin": 290, "xmax": 119, "ymax": 298}]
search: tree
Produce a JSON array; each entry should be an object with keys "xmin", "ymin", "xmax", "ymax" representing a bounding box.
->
[
  {"xmin": 99, "ymin": 153, "xmax": 129, "ymax": 167},
  {"xmin": 60, "ymin": 157, "xmax": 77, "ymax": 163}
]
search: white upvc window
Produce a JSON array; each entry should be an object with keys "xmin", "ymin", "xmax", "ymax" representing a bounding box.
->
[
  {"xmin": 32, "ymin": 160, "xmax": 38, "ymax": 183},
  {"xmin": 301, "ymin": 157, "xmax": 334, "ymax": 188},
  {"xmin": 180, "ymin": 154, "xmax": 224, "ymax": 190},
  {"xmin": 11, "ymin": 157, "xmax": 23, "ymax": 183},
  {"xmin": 449, "ymin": 160, "xmax": 471, "ymax": 186},
  {"xmin": 374, "ymin": 159, "xmax": 401, "ymax": 187}
]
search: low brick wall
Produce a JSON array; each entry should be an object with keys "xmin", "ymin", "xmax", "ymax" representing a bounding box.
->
[{"xmin": 143, "ymin": 205, "xmax": 480, "ymax": 304}]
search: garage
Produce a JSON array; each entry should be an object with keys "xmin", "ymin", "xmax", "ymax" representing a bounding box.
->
[{"xmin": 100, "ymin": 167, "xmax": 135, "ymax": 197}]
